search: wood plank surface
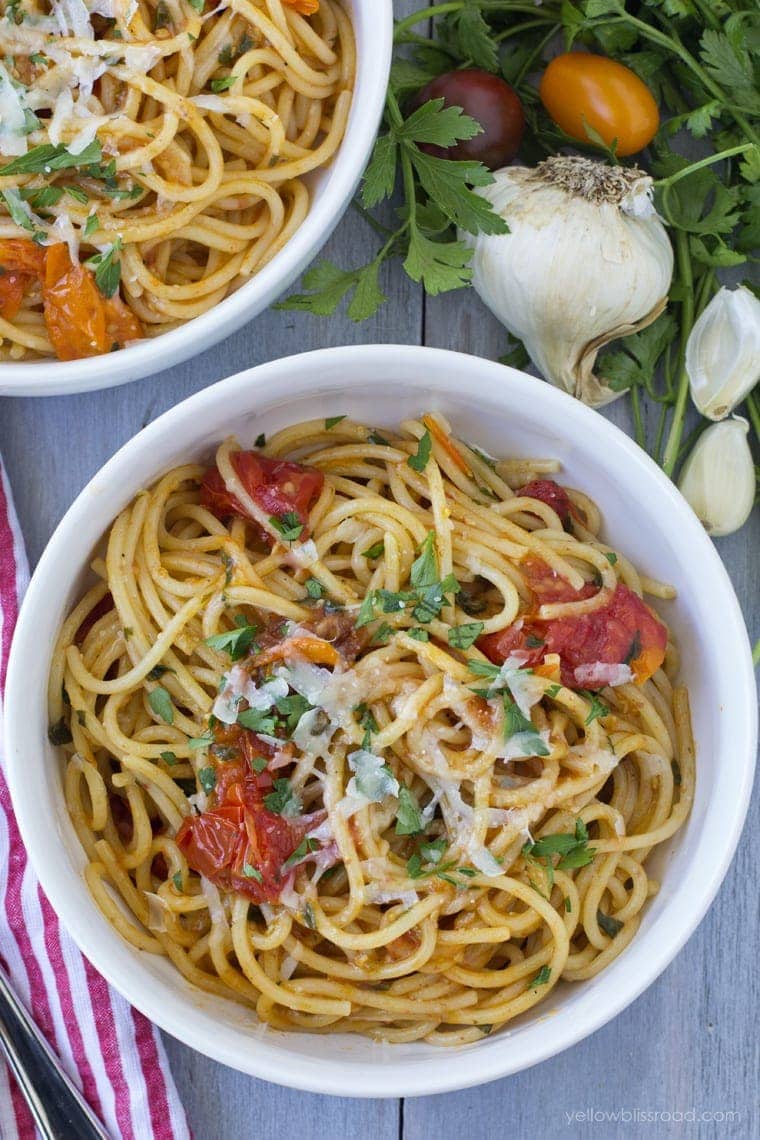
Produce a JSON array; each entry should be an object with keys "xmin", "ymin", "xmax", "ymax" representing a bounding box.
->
[{"xmin": 0, "ymin": 0, "xmax": 757, "ymax": 1136}]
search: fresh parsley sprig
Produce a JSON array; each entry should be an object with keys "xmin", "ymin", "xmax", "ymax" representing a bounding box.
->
[{"xmin": 277, "ymin": 91, "xmax": 508, "ymax": 320}]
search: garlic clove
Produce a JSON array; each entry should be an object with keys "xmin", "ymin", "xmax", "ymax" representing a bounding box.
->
[
  {"xmin": 677, "ymin": 417, "xmax": 755, "ymax": 537},
  {"xmin": 463, "ymin": 156, "xmax": 674, "ymax": 408},
  {"xmin": 686, "ymin": 286, "xmax": 760, "ymax": 420}
]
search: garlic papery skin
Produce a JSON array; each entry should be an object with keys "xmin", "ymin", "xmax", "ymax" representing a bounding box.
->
[
  {"xmin": 461, "ymin": 156, "xmax": 674, "ymax": 407},
  {"xmin": 686, "ymin": 286, "xmax": 760, "ymax": 420},
  {"xmin": 677, "ymin": 417, "xmax": 755, "ymax": 537}
]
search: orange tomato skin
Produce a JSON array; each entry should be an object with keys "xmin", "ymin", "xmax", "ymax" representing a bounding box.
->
[
  {"xmin": 282, "ymin": 0, "xmax": 318, "ymax": 13},
  {"xmin": 0, "ymin": 239, "xmax": 45, "ymax": 320},
  {"xmin": 539, "ymin": 53, "xmax": 659, "ymax": 157},
  {"xmin": 42, "ymin": 244, "xmax": 141, "ymax": 361}
]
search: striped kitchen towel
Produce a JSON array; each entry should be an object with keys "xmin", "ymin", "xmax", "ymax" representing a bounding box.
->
[{"xmin": 0, "ymin": 457, "xmax": 190, "ymax": 1140}]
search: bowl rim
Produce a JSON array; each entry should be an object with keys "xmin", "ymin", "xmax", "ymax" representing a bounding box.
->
[
  {"xmin": 0, "ymin": 0, "xmax": 394, "ymax": 399},
  {"xmin": 4, "ymin": 344, "xmax": 757, "ymax": 1097}
]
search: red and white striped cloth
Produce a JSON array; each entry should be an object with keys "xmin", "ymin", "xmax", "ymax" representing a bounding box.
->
[{"xmin": 0, "ymin": 458, "xmax": 190, "ymax": 1140}]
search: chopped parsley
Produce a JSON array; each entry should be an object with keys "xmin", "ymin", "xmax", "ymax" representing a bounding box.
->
[
  {"xmin": 86, "ymin": 238, "xmax": 123, "ymax": 298},
  {"xmin": 198, "ymin": 766, "xmax": 216, "ymax": 793},
  {"xmin": 582, "ymin": 692, "xmax": 610, "ymax": 726},
  {"xmin": 263, "ymin": 778, "xmax": 302, "ymax": 817},
  {"xmin": 407, "ymin": 627, "xmax": 429, "ymax": 642},
  {"xmin": 270, "ymin": 511, "xmax": 303, "ymax": 543},
  {"xmin": 254, "ymin": 432, "xmax": 266, "ymax": 448},
  {"xmin": 325, "ymin": 415, "xmax": 346, "ymax": 429},
  {"xmin": 210, "ymin": 75, "xmax": 237, "ymax": 93},
  {"xmin": 407, "ymin": 428, "xmax": 432, "ymax": 473},
  {"xmin": 523, "ymin": 819, "xmax": 596, "ymax": 888},
  {"xmin": 528, "ymin": 965, "xmax": 551, "ymax": 990},
  {"xmin": 1, "ymin": 139, "xmax": 102, "ymax": 176},
  {"xmin": 275, "ymin": 692, "xmax": 312, "ymax": 734},
  {"xmin": 448, "ymin": 622, "xmax": 484, "ymax": 650},
  {"xmin": 204, "ymin": 618, "xmax": 258, "ymax": 660},
  {"xmin": 367, "ymin": 430, "xmax": 389, "ymax": 446},
  {"xmin": 502, "ymin": 697, "xmax": 550, "ymax": 758},
  {"xmin": 242, "ymin": 863, "xmax": 263, "ymax": 882},
  {"xmin": 147, "ymin": 664, "xmax": 170, "ymax": 680},
  {"xmin": 283, "ymin": 836, "xmax": 320, "ymax": 868},
  {"xmin": 354, "ymin": 703, "xmax": 379, "ymax": 751},
  {"xmin": 250, "ymin": 756, "xmax": 269, "ymax": 773},
  {"xmin": 237, "ymin": 707, "xmax": 278, "ymax": 735},
  {"xmin": 188, "ymin": 732, "xmax": 214, "ymax": 750},
  {"xmin": 362, "ymin": 540, "xmax": 385, "ymax": 560},
  {"xmin": 172, "ymin": 872, "xmax": 183, "ymax": 891},
  {"xmin": 148, "ymin": 686, "xmax": 174, "ymax": 725},
  {"xmin": 395, "ymin": 785, "xmax": 424, "ymax": 836},
  {"xmin": 160, "ymin": 751, "xmax": 177, "ymax": 765},
  {"xmin": 605, "ymin": 552, "xmax": 618, "ymax": 565},
  {"xmin": 597, "ymin": 910, "xmax": 623, "ymax": 938},
  {"xmin": 304, "ymin": 577, "xmax": 325, "ymax": 599}
]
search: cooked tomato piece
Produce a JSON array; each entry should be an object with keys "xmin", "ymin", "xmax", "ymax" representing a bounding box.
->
[
  {"xmin": 282, "ymin": 0, "xmax": 319, "ymax": 12},
  {"xmin": 74, "ymin": 591, "xmax": 114, "ymax": 645},
  {"xmin": 0, "ymin": 239, "xmax": 45, "ymax": 320},
  {"xmin": 478, "ymin": 558, "xmax": 666, "ymax": 689},
  {"xmin": 42, "ymin": 244, "xmax": 141, "ymax": 360},
  {"xmin": 176, "ymin": 756, "xmax": 309, "ymax": 902},
  {"xmin": 517, "ymin": 480, "xmax": 576, "ymax": 529},
  {"xmin": 543, "ymin": 584, "xmax": 667, "ymax": 687},
  {"xmin": 201, "ymin": 449, "xmax": 324, "ymax": 533}
]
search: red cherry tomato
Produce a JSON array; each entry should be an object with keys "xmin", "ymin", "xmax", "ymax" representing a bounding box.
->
[
  {"xmin": 176, "ymin": 757, "xmax": 310, "ymax": 902},
  {"xmin": 201, "ymin": 449, "xmax": 324, "ymax": 533},
  {"xmin": 478, "ymin": 559, "xmax": 667, "ymax": 689},
  {"xmin": 517, "ymin": 479, "xmax": 576, "ymax": 529},
  {"xmin": 414, "ymin": 69, "xmax": 525, "ymax": 169},
  {"xmin": 539, "ymin": 53, "xmax": 659, "ymax": 158}
]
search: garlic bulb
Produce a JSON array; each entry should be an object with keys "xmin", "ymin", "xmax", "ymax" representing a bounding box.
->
[
  {"xmin": 462, "ymin": 156, "xmax": 674, "ymax": 407},
  {"xmin": 686, "ymin": 286, "xmax": 760, "ymax": 420},
  {"xmin": 678, "ymin": 417, "xmax": 755, "ymax": 537}
]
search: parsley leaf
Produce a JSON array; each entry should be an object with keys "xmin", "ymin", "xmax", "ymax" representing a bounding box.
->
[
  {"xmin": 325, "ymin": 415, "xmax": 346, "ymax": 429},
  {"xmin": 362, "ymin": 540, "xmax": 385, "ymax": 560},
  {"xmin": 198, "ymin": 766, "xmax": 216, "ymax": 793},
  {"xmin": 304, "ymin": 577, "xmax": 325, "ymax": 599},
  {"xmin": 528, "ymin": 965, "xmax": 551, "ymax": 990},
  {"xmin": 148, "ymin": 687, "xmax": 174, "ymax": 724},
  {"xmin": 243, "ymin": 863, "xmax": 263, "ymax": 882},
  {"xmin": 270, "ymin": 511, "xmax": 304, "ymax": 543},
  {"xmin": 264, "ymin": 778, "xmax": 302, "ymax": 817},
  {"xmin": 1, "ymin": 139, "xmax": 102, "ymax": 176},
  {"xmin": 448, "ymin": 622, "xmax": 484, "ymax": 650},
  {"xmin": 408, "ymin": 429, "xmax": 432, "ymax": 473},
  {"xmin": 86, "ymin": 238, "xmax": 123, "ymax": 299},
  {"xmin": 238, "ymin": 707, "xmax": 278, "ymax": 734},
  {"xmin": 395, "ymin": 785, "xmax": 424, "ymax": 835},
  {"xmin": 204, "ymin": 621, "xmax": 258, "ymax": 660},
  {"xmin": 597, "ymin": 910, "xmax": 624, "ymax": 938},
  {"xmin": 283, "ymin": 836, "xmax": 320, "ymax": 868}
]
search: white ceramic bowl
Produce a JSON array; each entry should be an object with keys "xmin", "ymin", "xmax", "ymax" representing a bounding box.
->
[
  {"xmin": 5, "ymin": 346, "xmax": 757, "ymax": 1097},
  {"xmin": 0, "ymin": 2, "xmax": 392, "ymax": 399}
]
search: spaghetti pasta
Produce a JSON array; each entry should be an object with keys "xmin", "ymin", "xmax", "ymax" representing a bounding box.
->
[
  {"xmin": 0, "ymin": 0, "xmax": 353, "ymax": 360},
  {"xmin": 51, "ymin": 414, "xmax": 694, "ymax": 1044}
]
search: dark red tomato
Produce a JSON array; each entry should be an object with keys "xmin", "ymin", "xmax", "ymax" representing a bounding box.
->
[
  {"xmin": 414, "ymin": 69, "xmax": 525, "ymax": 169},
  {"xmin": 517, "ymin": 480, "xmax": 575, "ymax": 529},
  {"xmin": 201, "ymin": 449, "xmax": 324, "ymax": 534},
  {"xmin": 74, "ymin": 591, "xmax": 114, "ymax": 646},
  {"xmin": 176, "ymin": 758, "xmax": 306, "ymax": 902}
]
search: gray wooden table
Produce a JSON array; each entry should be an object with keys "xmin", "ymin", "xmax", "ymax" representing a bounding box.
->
[{"xmin": 1, "ymin": 1, "xmax": 758, "ymax": 1132}]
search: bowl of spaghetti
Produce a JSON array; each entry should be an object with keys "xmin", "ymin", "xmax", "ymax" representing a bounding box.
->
[
  {"xmin": 0, "ymin": 0, "xmax": 391, "ymax": 396},
  {"xmin": 5, "ymin": 345, "xmax": 756, "ymax": 1096}
]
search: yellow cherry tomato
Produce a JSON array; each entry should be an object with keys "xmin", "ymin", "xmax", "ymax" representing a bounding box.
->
[{"xmin": 540, "ymin": 53, "xmax": 660, "ymax": 157}]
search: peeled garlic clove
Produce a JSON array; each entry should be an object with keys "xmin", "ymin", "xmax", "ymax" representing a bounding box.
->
[
  {"xmin": 686, "ymin": 286, "xmax": 760, "ymax": 420},
  {"xmin": 462, "ymin": 156, "xmax": 674, "ymax": 408},
  {"xmin": 678, "ymin": 417, "xmax": 755, "ymax": 537}
]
